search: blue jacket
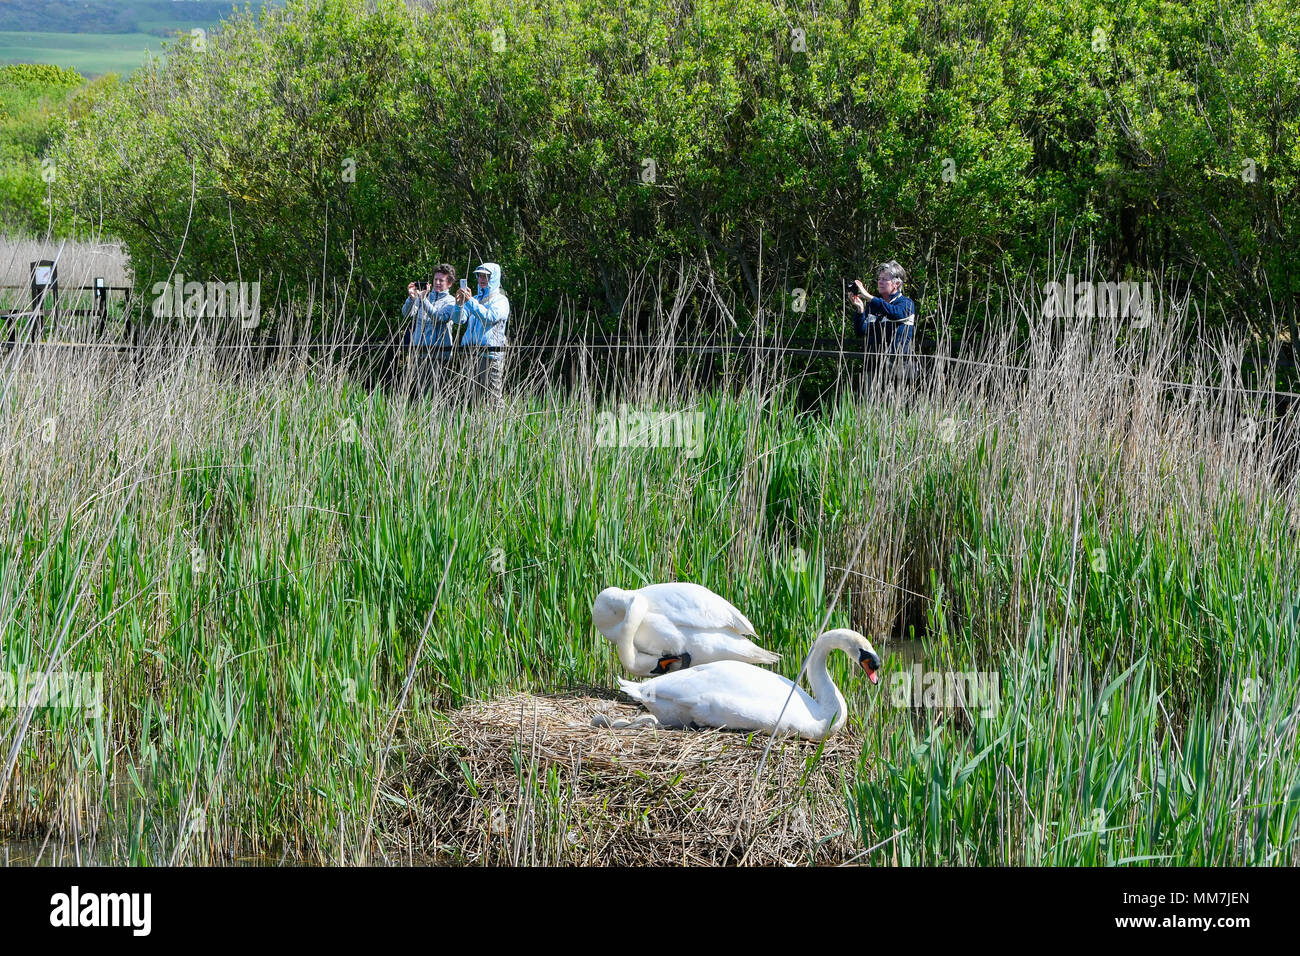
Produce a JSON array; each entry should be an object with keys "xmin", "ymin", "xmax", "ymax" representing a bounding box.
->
[
  {"xmin": 403, "ymin": 288, "xmax": 458, "ymax": 348},
  {"xmin": 854, "ymin": 291, "xmax": 916, "ymax": 336},
  {"xmin": 454, "ymin": 262, "xmax": 510, "ymax": 349}
]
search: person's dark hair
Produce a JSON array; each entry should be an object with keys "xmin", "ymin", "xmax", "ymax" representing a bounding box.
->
[{"xmin": 434, "ymin": 263, "xmax": 456, "ymax": 283}]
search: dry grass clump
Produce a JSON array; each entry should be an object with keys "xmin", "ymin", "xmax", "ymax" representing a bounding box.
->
[{"xmin": 387, "ymin": 691, "xmax": 866, "ymax": 866}]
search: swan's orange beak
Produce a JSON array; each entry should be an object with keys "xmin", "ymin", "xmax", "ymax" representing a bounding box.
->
[
  {"xmin": 652, "ymin": 653, "xmax": 690, "ymax": 675},
  {"xmin": 858, "ymin": 647, "xmax": 882, "ymax": 684}
]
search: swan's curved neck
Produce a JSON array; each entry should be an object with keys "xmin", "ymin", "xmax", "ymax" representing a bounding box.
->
[
  {"xmin": 805, "ymin": 639, "xmax": 847, "ymax": 735},
  {"xmin": 615, "ymin": 596, "xmax": 647, "ymax": 671}
]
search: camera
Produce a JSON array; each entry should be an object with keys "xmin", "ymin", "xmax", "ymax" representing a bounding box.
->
[{"xmin": 414, "ymin": 280, "xmax": 430, "ymax": 292}]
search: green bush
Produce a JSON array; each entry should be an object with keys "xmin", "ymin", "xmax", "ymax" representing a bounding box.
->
[
  {"xmin": 0, "ymin": 63, "xmax": 86, "ymax": 236},
  {"xmin": 46, "ymin": 0, "xmax": 1300, "ymax": 345}
]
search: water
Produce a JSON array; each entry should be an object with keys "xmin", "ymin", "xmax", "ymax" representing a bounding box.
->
[
  {"xmin": 880, "ymin": 637, "xmax": 927, "ymax": 669},
  {"xmin": 1, "ymin": 834, "xmax": 449, "ymax": 866}
]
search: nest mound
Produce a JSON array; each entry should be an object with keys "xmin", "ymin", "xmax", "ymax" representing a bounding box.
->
[{"xmin": 388, "ymin": 690, "xmax": 867, "ymax": 865}]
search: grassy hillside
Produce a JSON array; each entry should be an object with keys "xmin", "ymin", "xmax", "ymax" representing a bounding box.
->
[
  {"xmin": 0, "ymin": 2, "xmax": 275, "ymax": 36},
  {"xmin": 0, "ymin": 2, "xmax": 284, "ymax": 77},
  {"xmin": 0, "ymin": 31, "xmax": 160, "ymax": 76}
]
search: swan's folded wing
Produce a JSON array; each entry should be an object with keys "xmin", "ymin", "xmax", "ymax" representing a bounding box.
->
[
  {"xmin": 649, "ymin": 662, "xmax": 796, "ymax": 730},
  {"xmin": 648, "ymin": 583, "xmax": 758, "ymax": 636}
]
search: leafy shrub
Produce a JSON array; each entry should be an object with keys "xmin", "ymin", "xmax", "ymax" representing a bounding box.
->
[{"xmin": 46, "ymin": 0, "xmax": 1300, "ymax": 347}]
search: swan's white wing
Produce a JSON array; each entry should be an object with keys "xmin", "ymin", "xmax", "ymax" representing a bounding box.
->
[
  {"xmin": 639, "ymin": 582, "xmax": 758, "ymax": 636},
  {"xmin": 639, "ymin": 661, "xmax": 811, "ymax": 732}
]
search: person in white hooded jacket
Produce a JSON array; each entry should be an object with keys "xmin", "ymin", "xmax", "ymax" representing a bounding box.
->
[{"xmin": 453, "ymin": 261, "xmax": 510, "ymax": 403}]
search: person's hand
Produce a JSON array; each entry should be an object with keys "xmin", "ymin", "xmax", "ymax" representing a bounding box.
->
[
  {"xmin": 851, "ymin": 295, "xmax": 865, "ymax": 313},
  {"xmin": 455, "ymin": 287, "xmax": 472, "ymax": 305},
  {"xmin": 408, "ymin": 282, "xmax": 419, "ymax": 299},
  {"xmin": 853, "ymin": 279, "xmax": 870, "ymax": 297}
]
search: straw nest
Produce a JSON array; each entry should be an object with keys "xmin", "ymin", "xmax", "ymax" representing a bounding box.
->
[{"xmin": 387, "ymin": 689, "xmax": 867, "ymax": 865}]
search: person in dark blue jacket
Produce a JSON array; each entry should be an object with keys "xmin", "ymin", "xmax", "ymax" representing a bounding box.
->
[{"xmin": 851, "ymin": 261, "xmax": 916, "ymax": 355}]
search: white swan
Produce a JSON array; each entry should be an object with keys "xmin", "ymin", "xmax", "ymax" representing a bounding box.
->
[
  {"xmin": 615, "ymin": 628, "xmax": 881, "ymax": 740},
  {"xmin": 592, "ymin": 582, "xmax": 778, "ymax": 677}
]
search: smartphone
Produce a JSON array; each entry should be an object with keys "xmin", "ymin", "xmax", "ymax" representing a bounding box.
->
[{"xmin": 459, "ymin": 279, "xmax": 468, "ymax": 291}]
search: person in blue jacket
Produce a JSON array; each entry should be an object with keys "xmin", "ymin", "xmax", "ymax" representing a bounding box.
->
[
  {"xmin": 402, "ymin": 264, "xmax": 459, "ymax": 394},
  {"xmin": 453, "ymin": 262, "xmax": 510, "ymax": 403},
  {"xmin": 851, "ymin": 261, "xmax": 917, "ymax": 355}
]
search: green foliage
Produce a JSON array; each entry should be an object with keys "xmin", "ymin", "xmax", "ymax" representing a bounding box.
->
[
  {"xmin": 43, "ymin": 0, "xmax": 1300, "ymax": 344},
  {"xmin": 0, "ymin": 62, "xmax": 86, "ymax": 235}
]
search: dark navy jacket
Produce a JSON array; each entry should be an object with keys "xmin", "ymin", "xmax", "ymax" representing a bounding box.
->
[{"xmin": 853, "ymin": 292, "xmax": 916, "ymax": 336}]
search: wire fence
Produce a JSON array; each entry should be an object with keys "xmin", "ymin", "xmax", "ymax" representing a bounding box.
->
[{"xmin": 4, "ymin": 332, "xmax": 1297, "ymax": 405}]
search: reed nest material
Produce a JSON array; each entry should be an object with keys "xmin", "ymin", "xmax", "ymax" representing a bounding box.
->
[{"xmin": 387, "ymin": 691, "xmax": 867, "ymax": 866}]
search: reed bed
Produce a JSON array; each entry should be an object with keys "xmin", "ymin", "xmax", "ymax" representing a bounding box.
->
[{"xmin": 1, "ymin": 258, "xmax": 1298, "ymax": 865}]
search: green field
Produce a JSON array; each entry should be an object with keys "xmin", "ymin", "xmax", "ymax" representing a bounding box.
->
[{"xmin": 0, "ymin": 31, "xmax": 165, "ymax": 77}]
